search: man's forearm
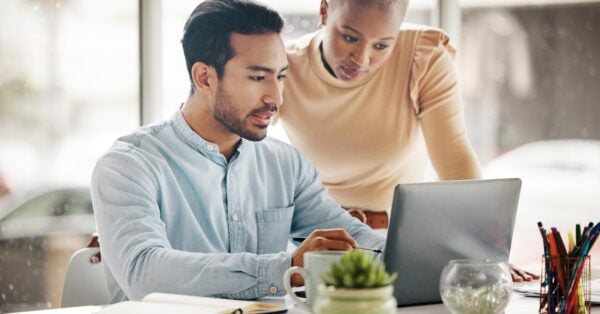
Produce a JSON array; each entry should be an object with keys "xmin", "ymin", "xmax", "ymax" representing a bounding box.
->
[{"xmin": 102, "ymin": 244, "xmax": 292, "ymax": 300}]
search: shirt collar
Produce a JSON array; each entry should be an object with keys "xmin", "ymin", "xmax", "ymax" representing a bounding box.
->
[{"xmin": 170, "ymin": 109, "xmax": 249, "ymax": 159}]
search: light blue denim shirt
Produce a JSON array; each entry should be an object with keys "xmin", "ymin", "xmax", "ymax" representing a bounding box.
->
[{"xmin": 91, "ymin": 110, "xmax": 385, "ymax": 302}]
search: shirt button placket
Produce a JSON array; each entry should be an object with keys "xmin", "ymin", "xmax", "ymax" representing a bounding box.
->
[
  {"xmin": 227, "ymin": 164, "xmax": 242, "ymax": 252},
  {"xmin": 269, "ymin": 285, "xmax": 278, "ymax": 295}
]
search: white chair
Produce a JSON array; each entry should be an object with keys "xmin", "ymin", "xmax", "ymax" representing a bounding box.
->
[{"xmin": 61, "ymin": 247, "xmax": 110, "ymax": 307}]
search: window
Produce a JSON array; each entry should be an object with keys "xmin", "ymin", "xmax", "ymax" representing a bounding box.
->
[
  {"xmin": 0, "ymin": 1, "xmax": 138, "ymax": 311},
  {"xmin": 459, "ymin": 0, "xmax": 600, "ymax": 266}
]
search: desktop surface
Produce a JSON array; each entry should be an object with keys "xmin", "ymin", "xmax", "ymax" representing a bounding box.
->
[{"xmin": 8, "ymin": 293, "xmax": 560, "ymax": 314}]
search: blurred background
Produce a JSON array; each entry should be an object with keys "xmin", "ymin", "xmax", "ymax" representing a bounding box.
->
[{"xmin": 0, "ymin": 0, "xmax": 599, "ymax": 311}]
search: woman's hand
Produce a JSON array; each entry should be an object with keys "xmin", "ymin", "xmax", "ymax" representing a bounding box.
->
[{"xmin": 509, "ymin": 263, "xmax": 540, "ymax": 282}]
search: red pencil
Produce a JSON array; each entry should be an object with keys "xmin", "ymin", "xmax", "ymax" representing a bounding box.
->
[{"xmin": 547, "ymin": 232, "xmax": 567, "ymax": 293}]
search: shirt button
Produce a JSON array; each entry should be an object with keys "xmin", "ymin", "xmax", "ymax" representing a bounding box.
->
[
  {"xmin": 269, "ymin": 285, "xmax": 278, "ymax": 294},
  {"xmin": 207, "ymin": 144, "xmax": 215, "ymax": 151},
  {"xmin": 232, "ymin": 213, "xmax": 239, "ymax": 221}
]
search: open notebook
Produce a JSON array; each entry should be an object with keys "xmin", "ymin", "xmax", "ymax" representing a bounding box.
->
[{"xmin": 96, "ymin": 293, "xmax": 289, "ymax": 314}]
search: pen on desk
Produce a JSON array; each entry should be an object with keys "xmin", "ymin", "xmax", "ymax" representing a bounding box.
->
[{"xmin": 291, "ymin": 237, "xmax": 383, "ymax": 254}]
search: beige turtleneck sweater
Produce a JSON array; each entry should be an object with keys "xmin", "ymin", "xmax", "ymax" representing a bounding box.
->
[{"xmin": 280, "ymin": 24, "xmax": 481, "ymax": 211}]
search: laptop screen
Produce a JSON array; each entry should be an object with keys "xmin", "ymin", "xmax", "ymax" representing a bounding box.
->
[{"xmin": 383, "ymin": 178, "xmax": 521, "ymax": 306}]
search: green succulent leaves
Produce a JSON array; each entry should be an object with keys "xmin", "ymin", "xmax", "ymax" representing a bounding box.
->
[{"xmin": 321, "ymin": 250, "xmax": 397, "ymax": 289}]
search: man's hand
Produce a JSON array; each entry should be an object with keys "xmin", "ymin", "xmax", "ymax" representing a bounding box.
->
[
  {"xmin": 509, "ymin": 263, "xmax": 540, "ymax": 282},
  {"xmin": 290, "ymin": 229, "xmax": 357, "ymax": 286}
]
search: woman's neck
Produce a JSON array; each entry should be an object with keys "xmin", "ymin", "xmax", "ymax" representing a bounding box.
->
[{"xmin": 319, "ymin": 42, "xmax": 337, "ymax": 78}]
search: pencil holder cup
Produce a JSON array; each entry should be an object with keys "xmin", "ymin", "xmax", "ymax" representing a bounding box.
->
[{"xmin": 539, "ymin": 255, "xmax": 591, "ymax": 314}]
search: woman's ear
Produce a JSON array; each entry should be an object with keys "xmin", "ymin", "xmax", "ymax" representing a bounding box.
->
[
  {"xmin": 319, "ymin": 0, "xmax": 329, "ymax": 26},
  {"xmin": 191, "ymin": 61, "xmax": 216, "ymax": 96}
]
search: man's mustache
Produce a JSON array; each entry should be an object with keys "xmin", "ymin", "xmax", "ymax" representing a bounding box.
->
[{"xmin": 250, "ymin": 104, "xmax": 277, "ymax": 115}]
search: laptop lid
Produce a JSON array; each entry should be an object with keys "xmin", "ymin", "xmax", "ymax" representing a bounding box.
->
[{"xmin": 383, "ymin": 178, "xmax": 521, "ymax": 306}]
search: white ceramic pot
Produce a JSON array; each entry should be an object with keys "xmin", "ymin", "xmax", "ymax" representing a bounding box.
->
[{"xmin": 313, "ymin": 284, "xmax": 396, "ymax": 314}]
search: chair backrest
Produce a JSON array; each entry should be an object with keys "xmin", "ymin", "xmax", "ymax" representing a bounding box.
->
[{"xmin": 61, "ymin": 247, "xmax": 110, "ymax": 307}]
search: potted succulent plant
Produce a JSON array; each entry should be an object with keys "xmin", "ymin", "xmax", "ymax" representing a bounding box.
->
[{"xmin": 314, "ymin": 249, "xmax": 398, "ymax": 314}]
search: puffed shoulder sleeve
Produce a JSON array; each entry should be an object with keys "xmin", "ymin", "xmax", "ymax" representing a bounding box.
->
[
  {"xmin": 408, "ymin": 28, "xmax": 457, "ymax": 116},
  {"xmin": 408, "ymin": 28, "xmax": 482, "ymax": 180}
]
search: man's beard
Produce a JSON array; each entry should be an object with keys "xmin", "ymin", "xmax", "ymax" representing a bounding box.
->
[{"xmin": 213, "ymin": 87, "xmax": 274, "ymax": 142}]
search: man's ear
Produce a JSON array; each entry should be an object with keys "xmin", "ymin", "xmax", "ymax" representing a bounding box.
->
[
  {"xmin": 320, "ymin": 0, "xmax": 329, "ymax": 26},
  {"xmin": 191, "ymin": 61, "xmax": 217, "ymax": 95}
]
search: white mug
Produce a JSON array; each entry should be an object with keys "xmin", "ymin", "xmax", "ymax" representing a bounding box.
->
[{"xmin": 283, "ymin": 251, "xmax": 345, "ymax": 312}]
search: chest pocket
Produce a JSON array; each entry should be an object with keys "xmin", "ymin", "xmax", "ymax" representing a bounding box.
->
[{"xmin": 256, "ymin": 204, "xmax": 294, "ymax": 254}]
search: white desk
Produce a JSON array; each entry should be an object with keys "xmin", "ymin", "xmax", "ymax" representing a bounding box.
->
[{"xmin": 12, "ymin": 293, "xmax": 544, "ymax": 314}]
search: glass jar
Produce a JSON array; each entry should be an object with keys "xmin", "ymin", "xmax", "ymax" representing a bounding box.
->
[{"xmin": 439, "ymin": 259, "xmax": 512, "ymax": 314}]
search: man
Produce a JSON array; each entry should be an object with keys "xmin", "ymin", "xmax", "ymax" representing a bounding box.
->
[{"xmin": 91, "ymin": 0, "xmax": 384, "ymax": 303}]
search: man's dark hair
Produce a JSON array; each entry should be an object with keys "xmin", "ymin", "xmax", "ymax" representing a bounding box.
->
[{"xmin": 181, "ymin": 0, "xmax": 284, "ymax": 90}]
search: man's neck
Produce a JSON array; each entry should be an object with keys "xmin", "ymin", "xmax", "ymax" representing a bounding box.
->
[{"xmin": 180, "ymin": 97, "xmax": 240, "ymax": 161}]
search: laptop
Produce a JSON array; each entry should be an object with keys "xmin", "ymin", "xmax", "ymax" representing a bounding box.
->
[{"xmin": 383, "ymin": 178, "xmax": 521, "ymax": 306}]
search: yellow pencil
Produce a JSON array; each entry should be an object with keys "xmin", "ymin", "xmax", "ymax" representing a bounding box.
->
[
  {"xmin": 577, "ymin": 282, "xmax": 585, "ymax": 314},
  {"xmin": 568, "ymin": 230, "xmax": 576, "ymax": 253}
]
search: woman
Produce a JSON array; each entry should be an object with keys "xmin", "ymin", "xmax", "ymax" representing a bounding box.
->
[
  {"xmin": 280, "ymin": 0, "xmax": 480, "ymax": 225},
  {"xmin": 279, "ymin": 0, "xmax": 537, "ymax": 282}
]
